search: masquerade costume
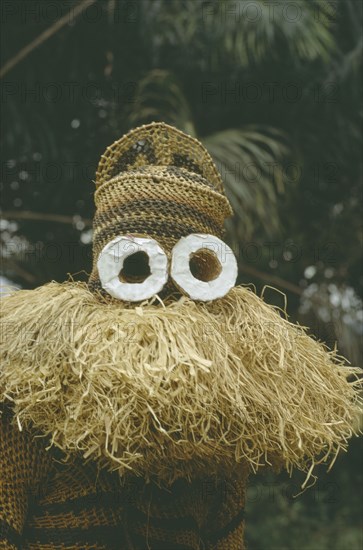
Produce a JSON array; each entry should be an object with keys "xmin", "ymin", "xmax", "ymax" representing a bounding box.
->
[{"xmin": 0, "ymin": 123, "xmax": 361, "ymax": 549}]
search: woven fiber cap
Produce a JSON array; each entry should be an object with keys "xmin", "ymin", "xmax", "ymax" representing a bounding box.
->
[{"xmin": 89, "ymin": 122, "xmax": 233, "ymax": 294}]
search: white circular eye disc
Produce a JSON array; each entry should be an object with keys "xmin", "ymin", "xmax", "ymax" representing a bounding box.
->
[
  {"xmin": 171, "ymin": 234, "xmax": 237, "ymax": 301},
  {"xmin": 97, "ymin": 235, "xmax": 168, "ymax": 302}
]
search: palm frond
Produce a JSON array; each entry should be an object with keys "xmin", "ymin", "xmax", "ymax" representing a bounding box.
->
[
  {"xmin": 217, "ymin": 0, "xmax": 336, "ymax": 64},
  {"xmin": 138, "ymin": 0, "xmax": 336, "ymax": 67},
  {"xmin": 127, "ymin": 69, "xmax": 196, "ymax": 135},
  {"xmin": 202, "ymin": 127, "xmax": 289, "ymax": 239}
]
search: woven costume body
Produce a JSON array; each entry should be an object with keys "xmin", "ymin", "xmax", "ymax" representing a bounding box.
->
[
  {"xmin": 0, "ymin": 407, "xmax": 247, "ymax": 549},
  {"xmin": 0, "ymin": 123, "xmax": 360, "ymax": 550}
]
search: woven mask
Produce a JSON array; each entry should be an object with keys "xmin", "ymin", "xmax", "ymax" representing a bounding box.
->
[
  {"xmin": 88, "ymin": 122, "xmax": 237, "ymax": 302},
  {"xmin": 0, "ymin": 123, "xmax": 360, "ymax": 488}
]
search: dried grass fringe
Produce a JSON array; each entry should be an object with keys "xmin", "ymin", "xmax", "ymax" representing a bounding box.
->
[{"xmin": 0, "ymin": 281, "xmax": 361, "ymax": 484}]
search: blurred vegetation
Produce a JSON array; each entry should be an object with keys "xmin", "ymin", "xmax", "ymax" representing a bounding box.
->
[{"xmin": 0, "ymin": 1, "xmax": 362, "ymax": 548}]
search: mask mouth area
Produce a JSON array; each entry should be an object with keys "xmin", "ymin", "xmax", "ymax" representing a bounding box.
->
[
  {"xmin": 189, "ymin": 249, "xmax": 222, "ymax": 282},
  {"xmin": 119, "ymin": 251, "xmax": 151, "ymax": 284}
]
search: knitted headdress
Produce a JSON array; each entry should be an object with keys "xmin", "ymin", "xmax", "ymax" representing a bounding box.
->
[{"xmin": 88, "ymin": 122, "xmax": 233, "ymax": 293}]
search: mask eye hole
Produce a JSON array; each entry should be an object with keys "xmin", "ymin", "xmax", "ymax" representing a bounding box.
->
[
  {"xmin": 189, "ymin": 249, "xmax": 222, "ymax": 282},
  {"xmin": 119, "ymin": 251, "xmax": 151, "ymax": 283},
  {"xmin": 97, "ymin": 236, "xmax": 168, "ymax": 302},
  {"xmin": 171, "ymin": 234, "xmax": 238, "ymax": 302}
]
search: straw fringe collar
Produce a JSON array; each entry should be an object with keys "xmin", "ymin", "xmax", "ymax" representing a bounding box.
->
[{"xmin": 0, "ymin": 281, "xmax": 361, "ymax": 483}]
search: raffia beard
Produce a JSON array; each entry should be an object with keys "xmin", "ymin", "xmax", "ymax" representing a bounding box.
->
[{"xmin": 0, "ymin": 281, "xmax": 361, "ymax": 484}]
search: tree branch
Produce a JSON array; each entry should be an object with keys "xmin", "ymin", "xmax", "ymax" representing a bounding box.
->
[
  {"xmin": 0, "ymin": 0, "xmax": 98, "ymax": 79},
  {"xmin": 1, "ymin": 259, "xmax": 37, "ymax": 285},
  {"xmin": 240, "ymin": 264, "xmax": 303, "ymax": 296},
  {"xmin": 2, "ymin": 210, "xmax": 92, "ymax": 226}
]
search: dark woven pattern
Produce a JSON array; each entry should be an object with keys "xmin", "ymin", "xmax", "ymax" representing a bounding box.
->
[
  {"xmin": 88, "ymin": 123, "xmax": 233, "ymax": 292},
  {"xmin": 1, "ymin": 407, "xmax": 247, "ymax": 549},
  {"xmin": 95, "ymin": 123, "xmax": 225, "ymax": 193},
  {"xmin": 0, "ymin": 406, "xmax": 53, "ymax": 549}
]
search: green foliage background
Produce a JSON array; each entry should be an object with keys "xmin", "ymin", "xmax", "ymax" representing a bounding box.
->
[{"xmin": 1, "ymin": 1, "xmax": 362, "ymax": 548}]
